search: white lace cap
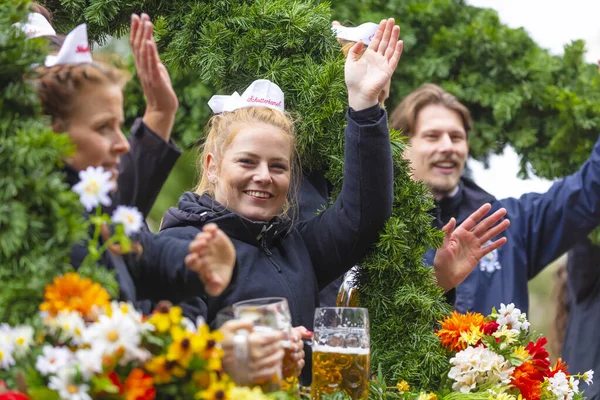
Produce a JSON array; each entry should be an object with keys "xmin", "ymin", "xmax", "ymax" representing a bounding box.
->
[
  {"xmin": 44, "ymin": 24, "xmax": 92, "ymax": 67},
  {"xmin": 332, "ymin": 22, "xmax": 379, "ymax": 45},
  {"xmin": 14, "ymin": 13, "xmax": 56, "ymax": 39},
  {"xmin": 208, "ymin": 79, "xmax": 285, "ymax": 114}
]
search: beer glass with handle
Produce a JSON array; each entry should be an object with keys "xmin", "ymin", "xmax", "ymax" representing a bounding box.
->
[
  {"xmin": 311, "ymin": 307, "xmax": 370, "ymax": 400},
  {"xmin": 232, "ymin": 297, "xmax": 299, "ymax": 396}
]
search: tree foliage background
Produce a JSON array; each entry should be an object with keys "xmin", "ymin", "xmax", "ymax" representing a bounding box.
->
[
  {"xmin": 0, "ymin": 0, "xmax": 117, "ymax": 326},
  {"xmin": 31, "ymin": 0, "xmax": 600, "ymax": 390}
]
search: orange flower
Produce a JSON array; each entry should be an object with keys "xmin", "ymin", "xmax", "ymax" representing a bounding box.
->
[
  {"xmin": 123, "ymin": 369, "xmax": 156, "ymax": 400},
  {"xmin": 39, "ymin": 273, "xmax": 110, "ymax": 318},
  {"xmin": 435, "ymin": 311, "xmax": 486, "ymax": 351},
  {"xmin": 549, "ymin": 358, "xmax": 569, "ymax": 378},
  {"xmin": 511, "ymin": 361, "xmax": 543, "ymax": 400}
]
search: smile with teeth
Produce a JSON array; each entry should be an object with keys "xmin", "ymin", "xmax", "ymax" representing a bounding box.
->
[{"xmin": 244, "ymin": 190, "xmax": 273, "ymax": 199}]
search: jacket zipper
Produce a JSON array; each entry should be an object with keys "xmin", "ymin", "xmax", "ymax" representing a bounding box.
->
[{"xmin": 261, "ymin": 237, "xmax": 282, "ymax": 272}]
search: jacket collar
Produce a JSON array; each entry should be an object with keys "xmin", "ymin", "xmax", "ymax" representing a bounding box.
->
[
  {"xmin": 434, "ymin": 177, "xmax": 496, "ymax": 227},
  {"xmin": 161, "ymin": 192, "xmax": 291, "ymax": 247}
]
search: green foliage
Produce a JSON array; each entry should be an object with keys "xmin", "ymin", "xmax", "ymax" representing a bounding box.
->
[
  {"xmin": 331, "ymin": 0, "xmax": 600, "ymax": 180},
  {"xmin": 0, "ymin": 0, "xmax": 117, "ymax": 324}
]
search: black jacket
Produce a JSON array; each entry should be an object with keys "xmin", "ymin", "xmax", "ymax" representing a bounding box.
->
[
  {"xmin": 159, "ymin": 105, "xmax": 393, "ymax": 329},
  {"xmin": 67, "ymin": 120, "xmax": 206, "ymax": 317}
]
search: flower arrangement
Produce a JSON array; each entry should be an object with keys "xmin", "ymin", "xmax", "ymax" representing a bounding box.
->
[
  {"xmin": 0, "ymin": 273, "xmax": 272, "ymax": 400},
  {"xmin": 391, "ymin": 303, "xmax": 594, "ymax": 400}
]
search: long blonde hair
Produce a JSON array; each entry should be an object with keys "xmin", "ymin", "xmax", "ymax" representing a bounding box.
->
[{"xmin": 195, "ymin": 106, "xmax": 300, "ymax": 219}]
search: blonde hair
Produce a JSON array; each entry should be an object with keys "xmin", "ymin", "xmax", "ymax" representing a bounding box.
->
[
  {"xmin": 195, "ymin": 107, "xmax": 300, "ymax": 219},
  {"xmin": 389, "ymin": 83, "xmax": 473, "ymax": 137}
]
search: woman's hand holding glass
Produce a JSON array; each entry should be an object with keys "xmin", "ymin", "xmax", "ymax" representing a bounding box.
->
[{"xmin": 219, "ymin": 319, "xmax": 285, "ymax": 386}]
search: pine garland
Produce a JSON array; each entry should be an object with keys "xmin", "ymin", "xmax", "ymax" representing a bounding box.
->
[{"xmin": 0, "ymin": 0, "xmax": 118, "ymax": 325}]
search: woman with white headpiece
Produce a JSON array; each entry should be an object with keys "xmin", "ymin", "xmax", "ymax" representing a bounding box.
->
[{"xmin": 158, "ymin": 19, "xmax": 401, "ymax": 381}]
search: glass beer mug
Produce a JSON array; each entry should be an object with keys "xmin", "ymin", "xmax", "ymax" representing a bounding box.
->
[
  {"xmin": 311, "ymin": 307, "xmax": 370, "ymax": 400},
  {"xmin": 232, "ymin": 297, "xmax": 300, "ymax": 396}
]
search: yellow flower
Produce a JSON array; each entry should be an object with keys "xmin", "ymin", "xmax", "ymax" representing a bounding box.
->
[
  {"xmin": 489, "ymin": 394, "xmax": 517, "ymax": 400},
  {"xmin": 512, "ymin": 346, "xmax": 530, "ymax": 362},
  {"xmin": 147, "ymin": 306, "xmax": 183, "ymax": 333},
  {"xmin": 227, "ymin": 386, "xmax": 269, "ymax": 400},
  {"xmin": 396, "ymin": 380, "xmax": 410, "ymax": 393},
  {"xmin": 167, "ymin": 326, "xmax": 206, "ymax": 366},
  {"xmin": 459, "ymin": 325, "xmax": 484, "ymax": 347},
  {"xmin": 40, "ymin": 273, "xmax": 110, "ymax": 319},
  {"xmin": 492, "ymin": 325, "xmax": 518, "ymax": 345},
  {"xmin": 144, "ymin": 355, "xmax": 186, "ymax": 384},
  {"xmin": 416, "ymin": 393, "xmax": 437, "ymax": 400},
  {"xmin": 196, "ymin": 381, "xmax": 232, "ymax": 400}
]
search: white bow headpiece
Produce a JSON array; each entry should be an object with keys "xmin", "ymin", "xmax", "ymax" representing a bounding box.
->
[
  {"xmin": 14, "ymin": 13, "xmax": 56, "ymax": 39},
  {"xmin": 208, "ymin": 79, "xmax": 285, "ymax": 114},
  {"xmin": 44, "ymin": 24, "xmax": 93, "ymax": 67},
  {"xmin": 332, "ymin": 22, "xmax": 379, "ymax": 45}
]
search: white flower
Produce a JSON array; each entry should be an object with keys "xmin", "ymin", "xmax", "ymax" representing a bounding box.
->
[
  {"xmin": 35, "ymin": 345, "xmax": 73, "ymax": 376},
  {"xmin": 569, "ymin": 376, "xmax": 580, "ymax": 394},
  {"xmin": 496, "ymin": 303, "xmax": 528, "ymax": 332},
  {"xmin": 72, "ymin": 166, "xmax": 115, "ymax": 211},
  {"xmin": 448, "ymin": 345, "xmax": 514, "ymax": 393},
  {"xmin": 0, "ymin": 325, "xmax": 15, "ymax": 370},
  {"xmin": 45, "ymin": 311, "xmax": 86, "ymax": 345},
  {"xmin": 549, "ymin": 372, "xmax": 571, "ymax": 399},
  {"xmin": 48, "ymin": 367, "xmax": 92, "ymax": 400},
  {"xmin": 583, "ymin": 370, "xmax": 594, "ymax": 385},
  {"xmin": 11, "ymin": 325, "xmax": 34, "ymax": 357},
  {"xmin": 111, "ymin": 206, "xmax": 143, "ymax": 236},
  {"xmin": 74, "ymin": 348, "xmax": 103, "ymax": 380},
  {"xmin": 83, "ymin": 312, "xmax": 150, "ymax": 364}
]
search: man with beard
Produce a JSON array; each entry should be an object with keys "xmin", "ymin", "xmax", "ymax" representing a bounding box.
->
[{"xmin": 389, "ymin": 83, "xmax": 600, "ymax": 315}]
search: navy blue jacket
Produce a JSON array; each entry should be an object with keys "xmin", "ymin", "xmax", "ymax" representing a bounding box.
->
[
  {"xmin": 158, "ymin": 105, "xmax": 393, "ymax": 329},
  {"xmin": 424, "ymin": 136, "xmax": 600, "ymax": 314},
  {"xmin": 562, "ymin": 239, "xmax": 600, "ymax": 400}
]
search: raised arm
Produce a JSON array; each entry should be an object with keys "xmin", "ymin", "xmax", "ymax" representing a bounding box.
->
[{"xmin": 298, "ymin": 19, "xmax": 402, "ymax": 287}]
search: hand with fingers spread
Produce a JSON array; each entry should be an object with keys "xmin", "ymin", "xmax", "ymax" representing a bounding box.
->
[
  {"xmin": 130, "ymin": 13, "xmax": 178, "ymax": 141},
  {"xmin": 220, "ymin": 320, "xmax": 285, "ymax": 385},
  {"xmin": 185, "ymin": 223, "xmax": 236, "ymax": 297},
  {"xmin": 433, "ymin": 203, "xmax": 510, "ymax": 292},
  {"xmin": 344, "ymin": 18, "xmax": 403, "ymax": 111}
]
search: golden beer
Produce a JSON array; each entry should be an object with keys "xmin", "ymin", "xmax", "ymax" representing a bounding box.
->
[
  {"xmin": 280, "ymin": 346, "xmax": 300, "ymax": 398},
  {"xmin": 311, "ymin": 345, "xmax": 370, "ymax": 400}
]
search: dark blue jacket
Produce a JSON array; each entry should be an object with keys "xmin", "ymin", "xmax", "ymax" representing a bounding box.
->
[
  {"xmin": 562, "ymin": 238, "xmax": 600, "ymax": 400},
  {"xmin": 424, "ymin": 136, "xmax": 600, "ymax": 315},
  {"xmin": 158, "ymin": 105, "xmax": 393, "ymax": 329}
]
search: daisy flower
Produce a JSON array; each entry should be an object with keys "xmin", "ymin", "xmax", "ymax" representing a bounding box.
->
[
  {"xmin": 72, "ymin": 166, "xmax": 115, "ymax": 211},
  {"xmin": 111, "ymin": 206, "xmax": 143, "ymax": 236},
  {"xmin": 583, "ymin": 370, "xmax": 594, "ymax": 385},
  {"xmin": 35, "ymin": 345, "xmax": 72, "ymax": 376},
  {"xmin": 10, "ymin": 325, "xmax": 34, "ymax": 357},
  {"xmin": 48, "ymin": 367, "xmax": 92, "ymax": 400}
]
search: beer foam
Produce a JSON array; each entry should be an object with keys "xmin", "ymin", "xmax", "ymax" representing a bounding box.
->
[{"xmin": 312, "ymin": 345, "xmax": 370, "ymax": 355}]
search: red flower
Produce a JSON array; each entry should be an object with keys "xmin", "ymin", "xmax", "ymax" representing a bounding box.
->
[
  {"xmin": 511, "ymin": 362, "xmax": 543, "ymax": 400},
  {"xmin": 525, "ymin": 338, "xmax": 551, "ymax": 375},
  {"xmin": 482, "ymin": 321, "xmax": 499, "ymax": 335},
  {"xmin": 549, "ymin": 358, "xmax": 569, "ymax": 378},
  {"xmin": 0, "ymin": 392, "xmax": 28, "ymax": 400},
  {"xmin": 109, "ymin": 370, "xmax": 155, "ymax": 400}
]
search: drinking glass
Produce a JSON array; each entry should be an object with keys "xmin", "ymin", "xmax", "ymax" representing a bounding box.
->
[
  {"xmin": 311, "ymin": 307, "xmax": 370, "ymax": 400},
  {"xmin": 233, "ymin": 297, "xmax": 298, "ymax": 395}
]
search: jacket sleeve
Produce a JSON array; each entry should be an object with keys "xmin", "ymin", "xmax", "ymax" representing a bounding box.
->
[
  {"xmin": 115, "ymin": 118, "xmax": 182, "ymax": 218},
  {"xmin": 128, "ymin": 232, "xmax": 208, "ymax": 305},
  {"xmin": 297, "ymin": 105, "xmax": 393, "ymax": 289},
  {"xmin": 504, "ymin": 136, "xmax": 600, "ymax": 279}
]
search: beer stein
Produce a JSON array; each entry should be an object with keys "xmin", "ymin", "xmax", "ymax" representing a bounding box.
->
[
  {"xmin": 232, "ymin": 297, "xmax": 299, "ymax": 395},
  {"xmin": 311, "ymin": 307, "xmax": 370, "ymax": 400}
]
